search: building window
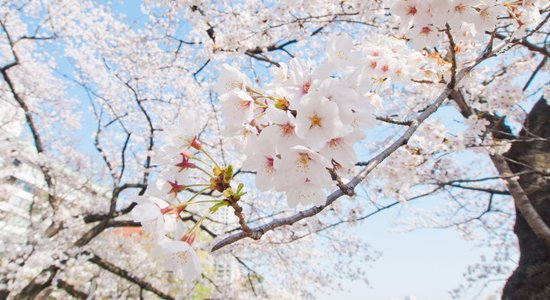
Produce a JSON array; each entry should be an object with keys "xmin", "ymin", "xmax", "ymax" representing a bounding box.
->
[
  {"xmin": 12, "ymin": 159, "xmax": 21, "ymax": 167},
  {"xmin": 15, "ymin": 179, "xmax": 34, "ymax": 193}
]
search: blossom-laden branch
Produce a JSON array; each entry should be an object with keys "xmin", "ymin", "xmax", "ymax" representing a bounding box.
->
[{"xmin": 211, "ymin": 50, "xmax": 496, "ymax": 251}]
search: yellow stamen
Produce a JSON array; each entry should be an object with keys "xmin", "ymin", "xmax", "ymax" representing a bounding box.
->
[
  {"xmin": 309, "ymin": 113, "xmax": 322, "ymax": 128},
  {"xmin": 298, "ymin": 153, "xmax": 310, "ymax": 166}
]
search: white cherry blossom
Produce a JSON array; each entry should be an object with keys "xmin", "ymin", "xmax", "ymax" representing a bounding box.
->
[
  {"xmin": 220, "ymin": 88, "xmax": 255, "ymax": 131},
  {"xmin": 241, "ymin": 133, "xmax": 279, "ymax": 191},
  {"xmin": 275, "ymin": 145, "xmax": 332, "ymax": 190},
  {"xmin": 153, "ymin": 238, "xmax": 201, "ymax": 283},
  {"xmin": 320, "ymin": 130, "xmax": 365, "ymax": 169},
  {"xmin": 282, "ymin": 58, "xmax": 329, "ymax": 106},
  {"xmin": 155, "ymin": 112, "xmax": 203, "ymax": 163},
  {"xmin": 213, "ymin": 63, "xmax": 247, "ymax": 94},
  {"xmin": 472, "ymin": 3, "xmax": 503, "ymax": 34},
  {"xmin": 448, "ymin": 0, "xmax": 478, "ymax": 29},
  {"xmin": 294, "ymin": 95, "xmax": 350, "ymax": 150},
  {"xmin": 410, "ymin": 23, "xmax": 440, "ymax": 49},
  {"xmin": 284, "ymin": 180, "xmax": 326, "ymax": 207},
  {"xmin": 131, "ymin": 195, "xmax": 170, "ymax": 236},
  {"xmin": 261, "ymin": 107, "xmax": 301, "ymax": 150},
  {"xmin": 390, "ymin": 0, "xmax": 427, "ymax": 30},
  {"xmin": 326, "ymin": 33, "xmax": 359, "ymax": 72}
]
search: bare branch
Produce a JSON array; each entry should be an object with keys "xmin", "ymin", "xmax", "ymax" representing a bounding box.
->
[
  {"xmin": 117, "ymin": 76, "xmax": 155, "ymax": 190},
  {"xmin": 436, "ymin": 182, "xmax": 510, "ymax": 195},
  {"xmin": 491, "ymin": 153, "xmax": 550, "ymax": 250},
  {"xmin": 234, "ymin": 255, "xmax": 260, "ymax": 297},
  {"xmin": 57, "ymin": 279, "xmax": 87, "ymax": 300},
  {"xmin": 494, "ymin": 30, "xmax": 550, "ymax": 57},
  {"xmin": 523, "ymin": 56, "xmax": 547, "ymax": 91},
  {"xmin": 193, "ymin": 59, "xmax": 210, "ymax": 78},
  {"xmin": 375, "ymin": 116, "xmax": 413, "ymax": 126},
  {"xmin": 108, "ymin": 220, "xmax": 141, "ymax": 227},
  {"xmin": 88, "ymin": 253, "xmax": 175, "ymax": 300},
  {"xmin": 445, "ymin": 23, "xmax": 458, "ymax": 88}
]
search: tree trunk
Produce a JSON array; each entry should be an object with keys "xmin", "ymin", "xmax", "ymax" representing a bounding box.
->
[{"xmin": 502, "ymin": 97, "xmax": 550, "ymax": 300}]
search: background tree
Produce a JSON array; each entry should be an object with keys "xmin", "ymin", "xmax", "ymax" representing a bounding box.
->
[{"xmin": 0, "ymin": 0, "xmax": 548, "ymax": 299}]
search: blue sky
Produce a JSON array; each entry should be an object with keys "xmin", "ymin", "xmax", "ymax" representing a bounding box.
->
[{"xmin": 317, "ymin": 199, "xmax": 505, "ymax": 300}]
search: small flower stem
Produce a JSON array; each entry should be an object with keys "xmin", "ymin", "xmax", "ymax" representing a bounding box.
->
[
  {"xmin": 195, "ymin": 165, "xmax": 214, "ymax": 178},
  {"xmin": 182, "ymin": 187, "xmax": 211, "ymax": 204},
  {"xmin": 246, "ymin": 87, "xmax": 264, "ymax": 96},
  {"xmin": 247, "ymin": 87, "xmax": 277, "ymax": 102},
  {"xmin": 187, "ymin": 210, "xmax": 212, "ymax": 235},
  {"xmin": 187, "ymin": 199, "xmax": 224, "ymax": 205},
  {"xmin": 254, "ymin": 100, "xmax": 268, "ymax": 108},
  {"xmin": 185, "ymin": 183, "xmax": 210, "ymax": 188},
  {"xmin": 200, "ymin": 148, "xmax": 220, "ymax": 170},
  {"xmin": 190, "ymin": 156, "xmax": 214, "ymax": 169},
  {"xmin": 253, "ymin": 111, "xmax": 267, "ymax": 122}
]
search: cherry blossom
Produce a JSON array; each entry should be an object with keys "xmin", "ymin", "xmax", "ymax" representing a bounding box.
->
[
  {"xmin": 153, "ymin": 238, "xmax": 202, "ymax": 283},
  {"xmin": 285, "ymin": 180, "xmax": 326, "ymax": 207},
  {"xmin": 241, "ymin": 134, "xmax": 279, "ymax": 191},
  {"xmin": 213, "ymin": 64, "xmax": 247, "ymax": 94},
  {"xmin": 294, "ymin": 94, "xmax": 350, "ymax": 150},
  {"xmin": 320, "ymin": 130, "xmax": 365, "ymax": 170},
  {"xmin": 275, "ymin": 145, "xmax": 333, "ymax": 190},
  {"xmin": 131, "ymin": 195, "xmax": 170, "ymax": 236},
  {"xmin": 220, "ymin": 88, "xmax": 255, "ymax": 131},
  {"xmin": 474, "ymin": 3, "xmax": 504, "ymax": 34},
  {"xmin": 1, "ymin": 0, "xmax": 548, "ymax": 299},
  {"xmin": 155, "ymin": 112, "xmax": 203, "ymax": 163},
  {"xmin": 261, "ymin": 108, "xmax": 301, "ymax": 150},
  {"xmin": 326, "ymin": 33, "xmax": 359, "ymax": 72},
  {"xmin": 390, "ymin": 0, "xmax": 426, "ymax": 30}
]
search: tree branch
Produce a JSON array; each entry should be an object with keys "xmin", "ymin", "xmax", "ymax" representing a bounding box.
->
[
  {"xmin": 494, "ymin": 31, "xmax": 550, "ymax": 57},
  {"xmin": 1, "ymin": 22, "xmax": 56, "ymax": 208},
  {"xmin": 490, "ymin": 153, "xmax": 550, "ymax": 250},
  {"xmin": 211, "ymin": 41, "xmax": 508, "ymax": 251},
  {"xmin": 88, "ymin": 253, "xmax": 174, "ymax": 300},
  {"xmin": 57, "ymin": 279, "xmax": 88, "ymax": 300},
  {"xmin": 437, "ymin": 182, "xmax": 510, "ymax": 195}
]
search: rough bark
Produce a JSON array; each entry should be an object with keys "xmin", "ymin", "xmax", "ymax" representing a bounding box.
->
[{"xmin": 502, "ymin": 97, "xmax": 550, "ymax": 300}]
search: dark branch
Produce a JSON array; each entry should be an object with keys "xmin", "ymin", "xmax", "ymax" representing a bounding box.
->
[
  {"xmin": 57, "ymin": 279, "xmax": 88, "ymax": 300},
  {"xmin": 88, "ymin": 253, "xmax": 174, "ymax": 300}
]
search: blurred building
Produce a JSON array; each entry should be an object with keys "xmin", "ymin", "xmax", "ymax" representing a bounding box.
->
[
  {"xmin": 0, "ymin": 113, "xmax": 108, "ymax": 249},
  {"xmin": 0, "ymin": 108, "xmax": 44, "ymax": 245},
  {"xmin": 0, "ymin": 155, "xmax": 46, "ymax": 237},
  {"xmin": 211, "ymin": 206, "xmax": 242, "ymax": 298}
]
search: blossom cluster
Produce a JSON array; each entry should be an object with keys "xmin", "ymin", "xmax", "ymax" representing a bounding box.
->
[
  {"xmin": 129, "ymin": 114, "xmax": 208, "ymax": 283},
  {"xmin": 215, "ymin": 33, "xmax": 446, "ymax": 207},
  {"xmin": 390, "ymin": 0, "xmax": 546, "ymax": 49}
]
